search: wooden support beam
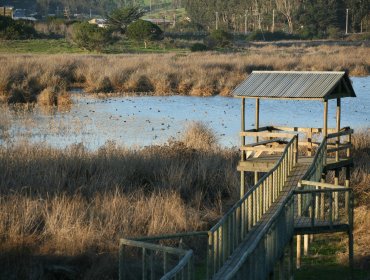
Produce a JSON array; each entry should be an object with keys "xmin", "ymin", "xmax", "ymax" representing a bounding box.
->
[
  {"xmin": 345, "ymin": 167, "xmax": 350, "ymax": 213},
  {"xmin": 336, "ymin": 98, "xmax": 341, "ymax": 162},
  {"xmin": 323, "ymin": 100, "xmax": 328, "ymax": 138},
  {"xmin": 241, "ymin": 98, "xmax": 246, "ymax": 161},
  {"xmin": 296, "ymin": 235, "xmax": 302, "ymax": 269},
  {"xmin": 334, "ymin": 169, "xmax": 339, "ymax": 220},
  {"xmin": 304, "ymin": 234, "xmax": 309, "ymax": 256},
  {"xmin": 255, "ymin": 98, "xmax": 260, "ymax": 143}
]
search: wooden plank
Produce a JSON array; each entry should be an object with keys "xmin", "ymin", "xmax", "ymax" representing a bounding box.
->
[
  {"xmin": 241, "ymin": 146, "xmax": 285, "ymax": 152},
  {"xmin": 243, "ymin": 139, "xmax": 286, "ymax": 147},
  {"xmin": 240, "ymin": 131, "xmax": 297, "ymax": 138},
  {"xmin": 300, "ymin": 180, "xmax": 348, "ymax": 189},
  {"xmin": 327, "ymin": 143, "xmax": 352, "ymax": 153},
  {"xmin": 327, "ymin": 128, "xmax": 353, "ymax": 139}
]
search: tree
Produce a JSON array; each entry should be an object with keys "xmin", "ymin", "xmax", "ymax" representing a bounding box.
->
[
  {"xmin": 71, "ymin": 21, "xmax": 112, "ymax": 51},
  {"xmin": 106, "ymin": 6, "xmax": 145, "ymax": 34},
  {"xmin": 126, "ymin": 19, "xmax": 163, "ymax": 48},
  {"xmin": 275, "ymin": 0, "xmax": 299, "ymax": 34}
]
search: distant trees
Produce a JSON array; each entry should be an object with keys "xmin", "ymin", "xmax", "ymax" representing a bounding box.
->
[
  {"xmin": 184, "ymin": 0, "xmax": 369, "ymax": 35},
  {"xmin": 106, "ymin": 6, "xmax": 144, "ymax": 34},
  {"xmin": 126, "ymin": 19, "xmax": 163, "ymax": 47},
  {"xmin": 71, "ymin": 21, "xmax": 113, "ymax": 51}
]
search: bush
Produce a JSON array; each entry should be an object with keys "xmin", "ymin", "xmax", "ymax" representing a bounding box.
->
[
  {"xmin": 206, "ymin": 29, "xmax": 232, "ymax": 47},
  {"xmin": 327, "ymin": 27, "xmax": 342, "ymax": 39},
  {"xmin": 0, "ymin": 16, "xmax": 37, "ymax": 39},
  {"xmin": 246, "ymin": 30, "xmax": 297, "ymax": 41},
  {"xmin": 71, "ymin": 22, "xmax": 113, "ymax": 52},
  {"xmin": 126, "ymin": 19, "xmax": 163, "ymax": 47},
  {"xmin": 190, "ymin": 43, "xmax": 208, "ymax": 52}
]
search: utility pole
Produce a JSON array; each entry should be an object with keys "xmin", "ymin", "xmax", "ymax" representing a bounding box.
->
[
  {"xmin": 216, "ymin": 11, "xmax": 219, "ymax": 30},
  {"xmin": 272, "ymin": 9, "xmax": 275, "ymax": 32},
  {"xmin": 245, "ymin": 10, "xmax": 248, "ymax": 34},
  {"xmin": 346, "ymin": 8, "xmax": 349, "ymax": 34}
]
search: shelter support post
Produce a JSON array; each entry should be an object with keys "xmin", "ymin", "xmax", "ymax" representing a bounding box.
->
[{"xmin": 336, "ymin": 98, "xmax": 341, "ymax": 162}]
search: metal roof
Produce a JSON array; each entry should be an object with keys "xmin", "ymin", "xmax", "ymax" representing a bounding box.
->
[{"xmin": 232, "ymin": 71, "xmax": 356, "ymax": 100}]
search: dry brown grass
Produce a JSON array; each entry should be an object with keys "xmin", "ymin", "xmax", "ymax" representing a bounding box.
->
[
  {"xmin": 0, "ymin": 44, "xmax": 369, "ymax": 103},
  {"xmin": 0, "ymin": 126, "xmax": 369, "ymax": 277}
]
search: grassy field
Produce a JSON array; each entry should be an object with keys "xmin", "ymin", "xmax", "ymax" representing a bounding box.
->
[
  {"xmin": 0, "ymin": 120, "xmax": 369, "ymax": 278},
  {"xmin": 0, "ymin": 44, "xmax": 369, "ymax": 106}
]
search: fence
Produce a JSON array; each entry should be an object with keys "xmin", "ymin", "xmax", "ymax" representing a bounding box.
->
[{"xmin": 119, "ymin": 238, "xmax": 194, "ymax": 280}]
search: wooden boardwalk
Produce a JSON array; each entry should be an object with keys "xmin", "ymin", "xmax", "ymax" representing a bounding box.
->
[{"xmin": 213, "ymin": 163, "xmax": 309, "ymax": 279}]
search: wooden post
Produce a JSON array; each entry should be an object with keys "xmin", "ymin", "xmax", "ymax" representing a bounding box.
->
[
  {"xmin": 296, "ymin": 235, "xmax": 302, "ymax": 269},
  {"xmin": 255, "ymin": 98, "xmax": 260, "ymax": 142},
  {"xmin": 304, "ymin": 234, "xmax": 309, "ymax": 256},
  {"xmin": 308, "ymin": 128, "xmax": 313, "ymax": 157},
  {"xmin": 348, "ymin": 191, "xmax": 354, "ymax": 276},
  {"xmin": 241, "ymin": 98, "xmax": 246, "ymax": 198},
  {"xmin": 254, "ymin": 98, "xmax": 260, "ymax": 185},
  {"xmin": 334, "ymin": 169, "xmax": 339, "ymax": 220},
  {"xmin": 345, "ymin": 167, "xmax": 350, "ymax": 213},
  {"xmin": 336, "ymin": 98, "xmax": 341, "ymax": 162},
  {"xmin": 323, "ymin": 100, "xmax": 328, "ymax": 138}
]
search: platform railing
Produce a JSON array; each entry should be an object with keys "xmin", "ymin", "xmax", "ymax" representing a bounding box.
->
[
  {"xmin": 207, "ymin": 135, "xmax": 298, "ymax": 278},
  {"xmin": 295, "ymin": 181, "xmax": 354, "ymax": 231}
]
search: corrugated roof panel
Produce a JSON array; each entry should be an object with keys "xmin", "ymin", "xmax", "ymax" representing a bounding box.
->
[{"xmin": 232, "ymin": 71, "xmax": 356, "ymax": 100}]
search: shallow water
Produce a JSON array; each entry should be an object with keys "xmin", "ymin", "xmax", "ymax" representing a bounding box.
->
[{"xmin": 1, "ymin": 77, "xmax": 369, "ymax": 149}]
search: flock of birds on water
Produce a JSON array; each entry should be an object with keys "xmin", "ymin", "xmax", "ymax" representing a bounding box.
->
[{"xmin": 81, "ymin": 97, "xmax": 239, "ymax": 143}]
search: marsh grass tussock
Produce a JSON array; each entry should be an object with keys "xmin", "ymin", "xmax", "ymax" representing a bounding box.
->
[{"xmin": 0, "ymin": 45, "xmax": 369, "ymax": 103}]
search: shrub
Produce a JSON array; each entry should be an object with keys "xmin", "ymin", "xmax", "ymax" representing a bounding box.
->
[
  {"xmin": 71, "ymin": 22, "xmax": 113, "ymax": 52},
  {"xmin": 327, "ymin": 27, "xmax": 342, "ymax": 39},
  {"xmin": 0, "ymin": 16, "xmax": 37, "ymax": 39},
  {"xmin": 190, "ymin": 43, "xmax": 208, "ymax": 52},
  {"xmin": 126, "ymin": 19, "xmax": 163, "ymax": 48},
  {"xmin": 206, "ymin": 29, "xmax": 232, "ymax": 47},
  {"xmin": 246, "ymin": 30, "xmax": 297, "ymax": 41}
]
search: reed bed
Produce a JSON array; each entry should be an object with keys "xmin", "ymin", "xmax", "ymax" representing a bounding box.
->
[{"xmin": 0, "ymin": 44, "xmax": 369, "ymax": 104}]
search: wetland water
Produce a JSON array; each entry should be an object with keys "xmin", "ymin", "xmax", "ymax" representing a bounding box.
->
[{"xmin": 1, "ymin": 77, "xmax": 369, "ymax": 149}]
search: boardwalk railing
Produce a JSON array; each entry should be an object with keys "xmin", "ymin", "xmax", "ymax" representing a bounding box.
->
[
  {"xmin": 294, "ymin": 183, "xmax": 354, "ymax": 232},
  {"xmin": 207, "ymin": 135, "xmax": 298, "ymax": 278},
  {"xmin": 119, "ymin": 127, "xmax": 354, "ymax": 279},
  {"xmin": 119, "ymin": 238, "xmax": 195, "ymax": 280}
]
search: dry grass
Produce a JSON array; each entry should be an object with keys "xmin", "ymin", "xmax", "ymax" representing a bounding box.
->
[
  {"xmin": 0, "ymin": 44, "xmax": 369, "ymax": 103},
  {"xmin": 0, "ymin": 123, "xmax": 241, "ymax": 277},
  {"xmin": 0, "ymin": 124, "xmax": 369, "ymax": 277}
]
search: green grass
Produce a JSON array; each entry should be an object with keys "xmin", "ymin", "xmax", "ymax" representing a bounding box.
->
[
  {"xmin": 0, "ymin": 38, "xmax": 189, "ymax": 54},
  {"xmin": 296, "ymin": 234, "xmax": 370, "ymax": 280},
  {"xmin": 0, "ymin": 39, "xmax": 85, "ymax": 54}
]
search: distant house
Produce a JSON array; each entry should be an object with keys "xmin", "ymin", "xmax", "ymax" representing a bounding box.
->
[
  {"xmin": 88, "ymin": 18, "xmax": 108, "ymax": 28},
  {"xmin": 0, "ymin": 6, "xmax": 13, "ymax": 17}
]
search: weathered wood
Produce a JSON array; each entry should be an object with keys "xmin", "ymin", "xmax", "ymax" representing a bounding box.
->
[
  {"xmin": 240, "ymin": 146, "xmax": 285, "ymax": 152},
  {"xmin": 255, "ymin": 98, "xmax": 260, "ymax": 143},
  {"xmin": 300, "ymin": 180, "xmax": 347, "ymax": 189},
  {"xmin": 323, "ymin": 100, "xmax": 328, "ymax": 138},
  {"xmin": 240, "ymin": 131, "xmax": 297, "ymax": 138},
  {"xmin": 241, "ymin": 98, "xmax": 246, "ymax": 161},
  {"xmin": 336, "ymin": 98, "xmax": 341, "ymax": 161},
  {"xmin": 327, "ymin": 143, "xmax": 352, "ymax": 153}
]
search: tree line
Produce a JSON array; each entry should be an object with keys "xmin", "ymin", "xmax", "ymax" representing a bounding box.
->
[{"xmin": 184, "ymin": 0, "xmax": 369, "ymax": 36}]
